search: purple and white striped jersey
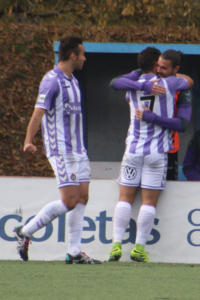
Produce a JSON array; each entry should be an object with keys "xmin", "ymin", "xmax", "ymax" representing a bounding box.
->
[
  {"xmin": 125, "ymin": 73, "xmax": 188, "ymax": 155},
  {"xmin": 35, "ymin": 66, "xmax": 86, "ymax": 158}
]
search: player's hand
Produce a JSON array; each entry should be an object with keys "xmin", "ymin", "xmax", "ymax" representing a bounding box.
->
[
  {"xmin": 151, "ymin": 82, "xmax": 166, "ymax": 95},
  {"xmin": 135, "ymin": 105, "xmax": 150, "ymax": 120},
  {"xmin": 24, "ymin": 143, "xmax": 37, "ymax": 154}
]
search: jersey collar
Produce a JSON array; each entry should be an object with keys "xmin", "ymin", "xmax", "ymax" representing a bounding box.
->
[{"xmin": 53, "ymin": 65, "xmax": 74, "ymax": 81}]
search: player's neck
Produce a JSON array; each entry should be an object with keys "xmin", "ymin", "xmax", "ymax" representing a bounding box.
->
[
  {"xmin": 144, "ymin": 71, "xmax": 156, "ymax": 75},
  {"xmin": 57, "ymin": 61, "xmax": 74, "ymax": 79},
  {"xmin": 145, "ymin": 69, "xmax": 156, "ymax": 74}
]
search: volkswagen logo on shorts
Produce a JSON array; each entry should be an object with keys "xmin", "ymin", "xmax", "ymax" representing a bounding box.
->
[{"xmin": 123, "ymin": 166, "xmax": 137, "ymax": 180}]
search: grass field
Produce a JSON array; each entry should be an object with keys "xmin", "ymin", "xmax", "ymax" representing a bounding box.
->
[{"xmin": 1, "ymin": 261, "xmax": 200, "ymax": 300}]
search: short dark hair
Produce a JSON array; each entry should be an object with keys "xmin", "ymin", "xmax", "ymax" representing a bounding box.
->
[
  {"xmin": 59, "ymin": 36, "xmax": 83, "ymax": 62},
  {"xmin": 161, "ymin": 49, "xmax": 185, "ymax": 68},
  {"xmin": 137, "ymin": 47, "xmax": 161, "ymax": 73}
]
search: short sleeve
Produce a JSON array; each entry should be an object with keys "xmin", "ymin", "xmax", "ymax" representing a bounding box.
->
[{"xmin": 35, "ymin": 76, "xmax": 60, "ymax": 111}]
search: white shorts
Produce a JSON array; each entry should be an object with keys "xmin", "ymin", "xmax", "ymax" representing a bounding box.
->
[
  {"xmin": 49, "ymin": 153, "xmax": 91, "ymax": 188},
  {"xmin": 118, "ymin": 152, "xmax": 168, "ymax": 190}
]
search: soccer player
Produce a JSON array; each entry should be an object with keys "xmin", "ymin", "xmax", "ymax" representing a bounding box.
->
[
  {"xmin": 108, "ymin": 47, "xmax": 194, "ymax": 262},
  {"xmin": 182, "ymin": 130, "xmax": 200, "ymax": 180},
  {"xmin": 13, "ymin": 36, "xmax": 101, "ymax": 264},
  {"xmin": 157, "ymin": 50, "xmax": 192, "ymax": 180},
  {"xmin": 136, "ymin": 50, "xmax": 192, "ymax": 180}
]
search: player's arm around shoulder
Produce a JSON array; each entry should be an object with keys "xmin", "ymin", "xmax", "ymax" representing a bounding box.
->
[
  {"xmin": 110, "ymin": 70, "xmax": 141, "ymax": 90},
  {"xmin": 165, "ymin": 75, "xmax": 193, "ymax": 95},
  {"xmin": 176, "ymin": 73, "xmax": 194, "ymax": 89}
]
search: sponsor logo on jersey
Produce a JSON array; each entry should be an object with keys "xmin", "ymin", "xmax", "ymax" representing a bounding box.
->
[
  {"xmin": 38, "ymin": 94, "xmax": 46, "ymax": 103},
  {"xmin": 123, "ymin": 166, "xmax": 137, "ymax": 180},
  {"xmin": 64, "ymin": 103, "xmax": 81, "ymax": 114},
  {"xmin": 70, "ymin": 173, "xmax": 76, "ymax": 181}
]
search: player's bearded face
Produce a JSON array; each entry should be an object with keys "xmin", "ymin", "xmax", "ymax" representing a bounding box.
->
[{"xmin": 157, "ymin": 58, "xmax": 174, "ymax": 78}]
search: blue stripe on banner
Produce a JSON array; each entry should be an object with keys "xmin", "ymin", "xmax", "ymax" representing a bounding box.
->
[
  {"xmin": 54, "ymin": 41, "xmax": 200, "ymax": 54},
  {"xmin": 54, "ymin": 41, "xmax": 200, "ymax": 65}
]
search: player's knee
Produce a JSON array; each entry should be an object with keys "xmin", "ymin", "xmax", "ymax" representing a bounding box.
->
[
  {"xmin": 79, "ymin": 193, "xmax": 89, "ymax": 205},
  {"xmin": 62, "ymin": 196, "xmax": 79, "ymax": 211}
]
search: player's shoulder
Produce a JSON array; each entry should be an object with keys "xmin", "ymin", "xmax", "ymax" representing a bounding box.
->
[
  {"xmin": 40, "ymin": 70, "xmax": 59, "ymax": 90},
  {"xmin": 43, "ymin": 69, "xmax": 59, "ymax": 83}
]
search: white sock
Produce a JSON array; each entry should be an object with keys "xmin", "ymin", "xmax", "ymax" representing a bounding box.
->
[
  {"xmin": 113, "ymin": 201, "xmax": 132, "ymax": 243},
  {"xmin": 136, "ymin": 205, "xmax": 156, "ymax": 246},
  {"xmin": 22, "ymin": 200, "xmax": 69, "ymax": 237},
  {"xmin": 67, "ymin": 203, "xmax": 86, "ymax": 256}
]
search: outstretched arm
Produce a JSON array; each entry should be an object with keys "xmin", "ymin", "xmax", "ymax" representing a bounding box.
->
[{"xmin": 24, "ymin": 108, "xmax": 46, "ymax": 153}]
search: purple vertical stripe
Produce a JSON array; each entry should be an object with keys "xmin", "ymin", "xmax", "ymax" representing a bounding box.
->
[
  {"xmin": 129, "ymin": 119, "xmax": 140, "ymax": 153},
  {"xmin": 60, "ymin": 78, "xmax": 73, "ymax": 154},
  {"xmin": 143, "ymin": 125, "xmax": 155, "ymax": 155},
  {"xmin": 159, "ymin": 93, "xmax": 168, "ymax": 117},
  {"xmin": 71, "ymin": 80, "xmax": 82, "ymax": 154},
  {"xmin": 157, "ymin": 129, "xmax": 165, "ymax": 153},
  {"xmin": 129, "ymin": 92, "xmax": 140, "ymax": 153},
  {"xmin": 129, "ymin": 92, "xmax": 141, "ymax": 153},
  {"xmin": 157, "ymin": 93, "xmax": 168, "ymax": 153}
]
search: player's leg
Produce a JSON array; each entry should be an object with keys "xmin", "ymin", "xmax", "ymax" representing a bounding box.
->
[
  {"xmin": 14, "ymin": 185, "xmax": 78, "ymax": 261},
  {"xmin": 108, "ymin": 185, "xmax": 138, "ymax": 261},
  {"xmin": 14, "ymin": 155, "xmax": 79, "ymax": 261},
  {"xmin": 130, "ymin": 153, "xmax": 167, "ymax": 262},
  {"xmin": 130, "ymin": 189, "xmax": 160, "ymax": 262},
  {"xmin": 108, "ymin": 153, "xmax": 142, "ymax": 261},
  {"xmin": 66, "ymin": 182, "xmax": 89, "ymax": 258},
  {"xmin": 65, "ymin": 182, "xmax": 101, "ymax": 264},
  {"xmin": 65, "ymin": 154, "xmax": 101, "ymax": 264}
]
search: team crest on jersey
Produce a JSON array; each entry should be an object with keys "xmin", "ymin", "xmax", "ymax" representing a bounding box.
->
[
  {"xmin": 70, "ymin": 173, "xmax": 76, "ymax": 181},
  {"xmin": 123, "ymin": 166, "xmax": 137, "ymax": 180}
]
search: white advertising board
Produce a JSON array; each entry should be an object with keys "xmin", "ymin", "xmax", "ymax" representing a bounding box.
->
[{"xmin": 0, "ymin": 177, "xmax": 200, "ymax": 263}]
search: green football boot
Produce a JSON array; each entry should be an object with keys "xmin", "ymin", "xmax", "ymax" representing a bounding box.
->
[
  {"xmin": 130, "ymin": 244, "xmax": 150, "ymax": 263},
  {"xmin": 108, "ymin": 243, "xmax": 122, "ymax": 261}
]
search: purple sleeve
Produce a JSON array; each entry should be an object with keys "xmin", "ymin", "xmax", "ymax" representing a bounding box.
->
[
  {"xmin": 122, "ymin": 70, "xmax": 141, "ymax": 81},
  {"xmin": 183, "ymin": 148, "xmax": 200, "ymax": 180},
  {"xmin": 142, "ymin": 111, "xmax": 182, "ymax": 131},
  {"xmin": 110, "ymin": 77, "xmax": 153, "ymax": 93},
  {"xmin": 177, "ymin": 104, "xmax": 192, "ymax": 121},
  {"xmin": 142, "ymin": 101, "xmax": 192, "ymax": 131},
  {"xmin": 36, "ymin": 77, "xmax": 60, "ymax": 111},
  {"xmin": 166, "ymin": 76, "xmax": 188, "ymax": 94}
]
